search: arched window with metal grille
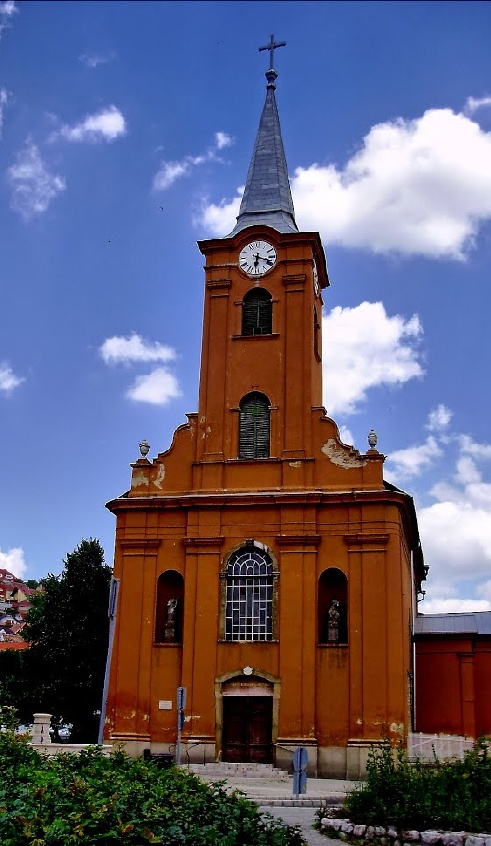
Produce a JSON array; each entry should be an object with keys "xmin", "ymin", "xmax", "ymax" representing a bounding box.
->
[
  {"xmin": 242, "ymin": 288, "xmax": 272, "ymax": 336},
  {"xmin": 225, "ymin": 545, "xmax": 274, "ymax": 641},
  {"xmin": 238, "ymin": 392, "xmax": 270, "ymax": 459}
]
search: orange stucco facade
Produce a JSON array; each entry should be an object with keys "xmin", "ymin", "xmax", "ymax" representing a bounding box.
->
[{"xmin": 105, "ymin": 221, "xmax": 425, "ymax": 777}]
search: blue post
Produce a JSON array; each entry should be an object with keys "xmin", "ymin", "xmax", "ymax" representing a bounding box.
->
[{"xmin": 292, "ymin": 746, "xmax": 308, "ymax": 797}]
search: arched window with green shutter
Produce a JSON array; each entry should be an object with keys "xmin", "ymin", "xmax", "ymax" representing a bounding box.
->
[
  {"xmin": 239, "ymin": 392, "xmax": 270, "ymax": 459},
  {"xmin": 242, "ymin": 288, "xmax": 272, "ymax": 336}
]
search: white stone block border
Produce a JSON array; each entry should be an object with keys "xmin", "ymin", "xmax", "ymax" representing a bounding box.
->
[{"xmin": 319, "ymin": 818, "xmax": 491, "ymax": 846}]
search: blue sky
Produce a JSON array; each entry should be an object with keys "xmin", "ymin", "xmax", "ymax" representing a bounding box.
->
[{"xmin": 1, "ymin": 1, "xmax": 491, "ymax": 614}]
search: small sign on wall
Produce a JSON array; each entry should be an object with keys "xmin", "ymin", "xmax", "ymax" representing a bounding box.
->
[{"xmin": 158, "ymin": 700, "xmax": 172, "ymax": 710}]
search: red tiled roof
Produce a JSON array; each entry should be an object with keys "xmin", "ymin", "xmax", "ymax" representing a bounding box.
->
[{"xmin": 0, "ymin": 641, "xmax": 28, "ymax": 650}]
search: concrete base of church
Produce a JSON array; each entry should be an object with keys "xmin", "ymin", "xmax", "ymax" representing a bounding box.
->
[
  {"xmin": 345, "ymin": 739, "xmax": 386, "ymax": 780},
  {"xmin": 109, "ymin": 734, "xmax": 151, "ymax": 757},
  {"xmin": 108, "ymin": 733, "xmax": 384, "ymax": 780},
  {"xmin": 276, "ymin": 738, "xmax": 318, "ymax": 776}
]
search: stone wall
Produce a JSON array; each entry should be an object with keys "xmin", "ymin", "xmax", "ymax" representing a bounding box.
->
[{"xmin": 320, "ymin": 818, "xmax": 491, "ymax": 846}]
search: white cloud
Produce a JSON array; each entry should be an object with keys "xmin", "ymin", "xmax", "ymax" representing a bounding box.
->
[
  {"xmin": 126, "ymin": 368, "xmax": 182, "ymax": 405},
  {"xmin": 0, "ymin": 363, "xmax": 24, "ymax": 393},
  {"xmin": 0, "ymin": 0, "xmax": 17, "ymax": 42},
  {"xmin": 7, "ymin": 143, "xmax": 66, "ymax": 220},
  {"xmin": 478, "ymin": 581, "xmax": 491, "ymax": 604},
  {"xmin": 0, "ymin": 546, "xmax": 27, "ymax": 579},
  {"xmin": 200, "ymin": 106, "xmax": 491, "ymax": 259},
  {"xmin": 214, "ymin": 131, "xmax": 234, "ymax": 150},
  {"xmin": 464, "ymin": 95, "xmax": 491, "ymax": 115},
  {"xmin": 454, "ymin": 456, "xmax": 481, "ymax": 486},
  {"xmin": 153, "ymin": 161, "xmax": 189, "ymax": 191},
  {"xmin": 100, "ymin": 334, "xmax": 181, "ymax": 405},
  {"xmin": 0, "ymin": 1, "xmax": 16, "ymax": 15},
  {"xmin": 322, "ymin": 301, "xmax": 423, "ymax": 415},
  {"xmin": 199, "ymin": 191, "xmax": 242, "ymax": 234},
  {"xmin": 0, "ymin": 87, "xmax": 10, "ymax": 136},
  {"xmin": 382, "ymin": 410, "xmax": 491, "ymax": 608},
  {"xmin": 79, "ymin": 51, "xmax": 115, "ymax": 69},
  {"xmin": 153, "ymin": 131, "xmax": 234, "ymax": 192},
  {"xmin": 54, "ymin": 105, "xmax": 126, "ymax": 143},
  {"xmin": 426, "ymin": 404, "xmax": 452, "ymax": 432},
  {"xmin": 459, "ymin": 434, "xmax": 491, "ymax": 459},
  {"xmin": 421, "ymin": 598, "xmax": 491, "ymax": 614},
  {"xmin": 419, "ymin": 499, "xmax": 491, "ymax": 583},
  {"xmin": 338, "ymin": 425, "xmax": 354, "ymax": 446},
  {"xmin": 387, "ymin": 436, "xmax": 442, "ymax": 479},
  {"xmin": 99, "ymin": 334, "xmax": 176, "ymax": 365}
]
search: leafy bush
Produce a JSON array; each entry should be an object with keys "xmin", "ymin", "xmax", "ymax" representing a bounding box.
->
[
  {"xmin": 342, "ymin": 739, "xmax": 491, "ymax": 832},
  {"xmin": 0, "ymin": 730, "xmax": 304, "ymax": 846}
]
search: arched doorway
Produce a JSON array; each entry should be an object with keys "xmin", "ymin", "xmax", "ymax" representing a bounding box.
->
[{"xmin": 221, "ymin": 676, "xmax": 274, "ymax": 763}]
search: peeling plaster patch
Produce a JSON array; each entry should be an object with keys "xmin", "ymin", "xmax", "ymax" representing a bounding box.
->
[
  {"xmin": 321, "ymin": 438, "xmax": 367, "ymax": 468},
  {"xmin": 154, "ymin": 462, "xmax": 165, "ymax": 489},
  {"xmin": 131, "ymin": 471, "xmax": 150, "ymax": 487},
  {"xmin": 390, "ymin": 722, "xmax": 404, "ymax": 735},
  {"xmin": 289, "ymin": 461, "xmax": 301, "ymax": 468}
]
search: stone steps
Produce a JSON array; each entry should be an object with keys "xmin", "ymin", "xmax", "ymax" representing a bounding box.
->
[{"xmin": 189, "ymin": 762, "xmax": 289, "ymax": 779}]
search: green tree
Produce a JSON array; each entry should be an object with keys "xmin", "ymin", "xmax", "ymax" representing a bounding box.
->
[{"xmin": 22, "ymin": 539, "xmax": 112, "ymax": 742}]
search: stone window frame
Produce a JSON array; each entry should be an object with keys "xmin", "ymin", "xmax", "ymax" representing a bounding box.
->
[{"xmin": 218, "ymin": 540, "xmax": 279, "ymax": 642}]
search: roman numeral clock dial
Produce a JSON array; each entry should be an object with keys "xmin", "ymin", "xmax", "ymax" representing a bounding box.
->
[{"xmin": 239, "ymin": 240, "xmax": 277, "ymax": 276}]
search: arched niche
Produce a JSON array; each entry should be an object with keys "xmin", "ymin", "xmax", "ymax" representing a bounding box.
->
[
  {"xmin": 318, "ymin": 567, "xmax": 348, "ymax": 645},
  {"xmin": 154, "ymin": 570, "xmax": 184, "ymax": 644}
]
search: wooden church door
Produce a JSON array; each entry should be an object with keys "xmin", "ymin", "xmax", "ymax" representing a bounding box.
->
[{"xmin": 222, "ymin": 696, "xmax": 273, "ymax": 763}]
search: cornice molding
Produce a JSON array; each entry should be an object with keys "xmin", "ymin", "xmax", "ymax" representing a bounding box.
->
[
  {"xmin": 276, "ymin": 534, "xmax": 321, "ymax": 547},
  {"xmin": 183, "ymin": 537, "xmax": 224, "ymax": 553},
  {"xmin": 344, "ymin": 533, "xmax": 389, "ymax": 551},
  {"xmin": 119, "ymin": 539, "xmax": 161, "ymax": 553}
]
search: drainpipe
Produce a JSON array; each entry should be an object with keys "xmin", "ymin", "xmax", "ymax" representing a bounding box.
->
[
  {"xmin": 98, "ymin": 577, "xmax": 120, "ymax": 746},
  {"xmin": 410, "ymin": 550, "xmax": 417, "ymax": 733}
]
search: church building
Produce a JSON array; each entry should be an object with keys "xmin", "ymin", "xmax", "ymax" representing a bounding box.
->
[{"xmin": 105, "ymin": 44, "xmax": 426, "ymax": 779}]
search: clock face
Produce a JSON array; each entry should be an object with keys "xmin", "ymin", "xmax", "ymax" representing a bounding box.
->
[
  {"xmin": 239, "ymin": 240, "xmax": 277, "ymax": 277},
  {"xmin": 313, "ymin": 260, "xmax": 320, "ymax": 296}
]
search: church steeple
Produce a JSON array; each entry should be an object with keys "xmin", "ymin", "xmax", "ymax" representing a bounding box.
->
[{"xmin": 229, "ymin": 38, "xmax": 298, "ymax": 237}]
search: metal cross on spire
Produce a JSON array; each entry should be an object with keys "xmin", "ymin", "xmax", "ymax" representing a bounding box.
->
[{"xmin": 259, "ymin": 34, "xmax": 286, "ymax": 70}]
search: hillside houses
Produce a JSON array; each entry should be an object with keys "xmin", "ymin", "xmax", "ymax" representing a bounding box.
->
[{"xmin": 0, "ymin": 569, "xmax": 40, "ymax": 649}]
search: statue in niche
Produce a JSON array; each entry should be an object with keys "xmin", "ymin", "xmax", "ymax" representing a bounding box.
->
[
  {"xmin": 164, "ymin": 597, "xmax": 178, "ymax": 642},
  {"xmin": 327, "ymin": 599, "xmax": 340, "ymax": 643}
]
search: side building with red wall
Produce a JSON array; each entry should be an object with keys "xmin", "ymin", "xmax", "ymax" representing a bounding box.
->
[{"xmin": 414, "ymin": 612, "xmax": 491, "ymax": 739}]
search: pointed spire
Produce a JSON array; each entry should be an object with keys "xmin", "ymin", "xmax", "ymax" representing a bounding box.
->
[{"xmin": 228, "ymin": 42, "xmax": 298, "ymax": 237}]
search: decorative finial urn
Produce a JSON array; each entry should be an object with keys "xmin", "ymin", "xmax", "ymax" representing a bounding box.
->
[
  {"xmin": 367, "ymin": 429, "xmax": 378, "ymax": 450},
  {"xmin": 139, "ymin": 439, "xmax": 150, "ymax": 459}
]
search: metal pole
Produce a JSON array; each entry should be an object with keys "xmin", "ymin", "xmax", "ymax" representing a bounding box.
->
[
  {"xmin": 97, "ymin": 578, "xmax": 119, "ymax": 746},
  {"xmin": 176, "ymin": 686, "xmax": 186, "ymax": 766},
  {"xmin": 177, "ymin": 707, "xmax": 182, "ymax": 766}
]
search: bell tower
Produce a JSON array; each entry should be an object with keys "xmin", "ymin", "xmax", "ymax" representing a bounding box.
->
[
  {"xmin": 195, "ymin": 48, "xmax": 329, "ymax": 480},
  {"xmin": 105, "ymin": 40, "xmax": 425, "ymax": 780}
]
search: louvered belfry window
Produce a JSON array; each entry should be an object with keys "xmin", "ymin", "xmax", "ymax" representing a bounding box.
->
[
  {"xmin": 242, "ymin": 288, "xmax": 272, "ymax": 336},
  {"xmin": 239, "ymin": 392, "xmax": 270, "ymax": 459},
  {"xmin": 225, "ymin": 546, "xmax": 273, "ymax": 641}
]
